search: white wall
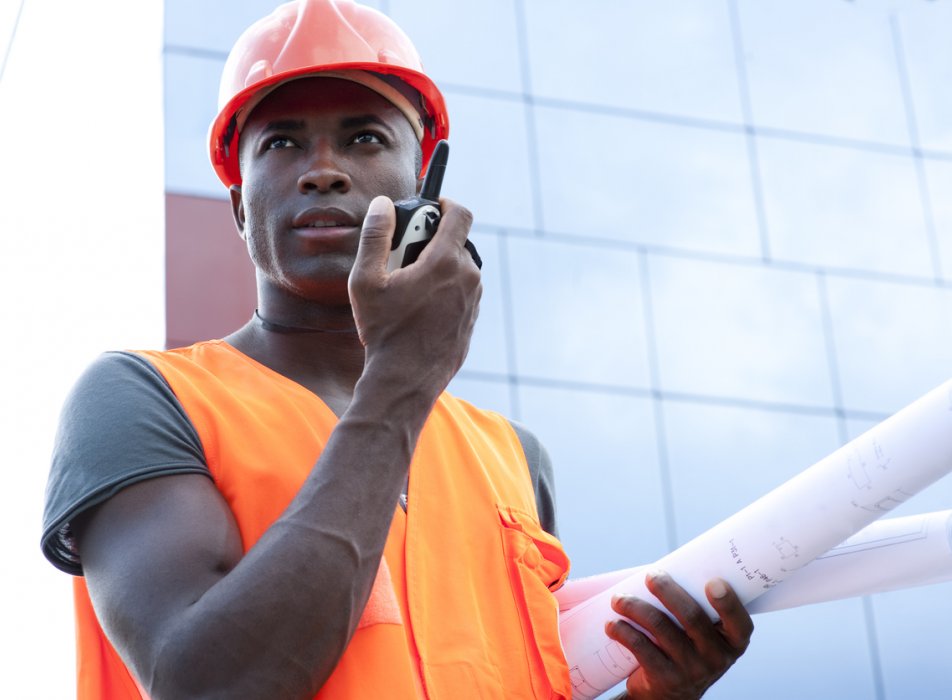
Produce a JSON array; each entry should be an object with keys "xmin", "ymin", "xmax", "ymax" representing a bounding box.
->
[{"xmin": 0, "ymin": 1, "xmax": 165, "ymax": 695}]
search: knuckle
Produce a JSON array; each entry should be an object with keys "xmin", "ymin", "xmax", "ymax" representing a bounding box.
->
[
  {"xmin": 462, "ymin": 263, "xmax": 481, "ymax": 288},
  {"xmin": 348, "ymin": 269, "xmax": 381, "ymax": 298},
  {"xmin": 348, "ymin": 265, "xmax": 369, "ymax": 287},
  {"xmin": 640, "ymin": 605, "xmax": 670, "ymax": 631},
  {"xmin": 455, "ymin": 205, "xmax": 474, "ymax": 227},
  {"xmin": 347, "ymin": 270, "xmax": 365, "ymax": 293},
  {"xmin": 608, "ymin": 620, "xmax": 644, "ymax": 648},
  {"xmin": 431, "ymin": 251, "xmax": 458, "ymax": 276},
  {"xmin": 714, "ymin": 648, "xmax": 738, "ymax": 674},
  {"xmin": 440, "ymin": 201, "xmax": 473, "ymax": 230},
  {"xmin": 703, "ymin": 640, "xmax": 743, "ymax": 676},
  {"xmin": 361, "ymin": 215, "xmax": 393, "ymax": 238},
  {"xmin": 360, "ymin": 228, "xmax": 391, "ymax": 243},
  {"xmin": 624, "ymin": 632, "xmax": 651, "ymax": 651},
  {"xmin": 735, "ymin": 628, "xmax": 753, "ymax": 654},
  {"xmin": 682, "ymin": 606, "xmax": 709, "ymax": 631},
  {"xmin": 716, "ymin": 644, "xmax": 737, "ymax": 667}
]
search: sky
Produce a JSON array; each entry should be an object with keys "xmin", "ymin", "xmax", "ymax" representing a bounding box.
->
[{"xmin": 1, "ymin": 1, "xmax": 165, "ymax": 695}]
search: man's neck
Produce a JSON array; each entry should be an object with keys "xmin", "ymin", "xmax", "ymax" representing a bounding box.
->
[{"xmin": 225, "ymin": 311, "xmax": 366, "ymax": 417}]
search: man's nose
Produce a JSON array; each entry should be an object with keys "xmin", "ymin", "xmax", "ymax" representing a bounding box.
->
[{"xmin": 297, "ymin": 144, "xmax": 352, "ymax": 194}]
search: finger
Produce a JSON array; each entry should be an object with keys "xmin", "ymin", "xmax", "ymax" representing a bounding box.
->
[
  {"xmin": 645, "ymin": 571, "xmax": 730, "ymax": 662},
  {"xmin": 612, "ymin": 591, "xmax": 695, "ymax": 667},
  {"xmin": 424, "ymin": 197, "xmax": 473, "ymax": 254},
  {"xmin": 706, "ymin": 579, "xmax": 754, "ymax": 653},
  {"xmin": 646, "ymin": 570, "xmax": 713, "ymax": 632},
  {"xmin": 604, "ymin": 617, "xmax": 677, "ymax": 683},
  {"xmin": 351, "ymin": 196, "xmax": 395, "ymax": 284}
]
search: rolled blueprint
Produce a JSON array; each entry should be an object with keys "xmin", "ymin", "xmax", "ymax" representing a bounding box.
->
[
  {"xmin": 559, "ymin": 379, "xmax": 952, "ymax": 700},
  {"xmin": 748, "ymin": 508, "xmax": 952, "ymax": 613},
  {"xmin": 556, "ymin": 510, "xmax": 952, "ymax": 616}
]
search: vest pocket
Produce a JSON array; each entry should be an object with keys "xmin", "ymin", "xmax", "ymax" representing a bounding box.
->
[{"xmin": 496, "ymin": 504, "xmax": 573, "ymax": 699}]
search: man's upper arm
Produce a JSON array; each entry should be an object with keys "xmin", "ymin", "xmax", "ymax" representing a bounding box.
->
[
  {"xmin": 42, "ymin": 351, "xmax": 211, "ymax": 574},
  {"xmin": 75, "ymin": 472, "xmax": 244, "ymax": 684},
  {"xmin": 42, "ymin": 351, "xmax": 244, "ymax": 683}
]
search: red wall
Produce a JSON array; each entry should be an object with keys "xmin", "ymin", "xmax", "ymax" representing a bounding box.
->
[{"xmin": 165, "ymin": 193, "xmax": 257, "ymax": 349}]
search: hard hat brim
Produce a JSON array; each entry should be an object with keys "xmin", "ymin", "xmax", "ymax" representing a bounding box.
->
[{"xmin": 209, "ymin": 62, "xmax": 449, "ymax": 189}]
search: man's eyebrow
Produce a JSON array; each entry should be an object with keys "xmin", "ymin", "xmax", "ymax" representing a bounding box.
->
[
  {"xmin": 255, "ymin": 115, "xmax": 397, "ymax": 135},
  {"xmin": 340, "ymin": 114, "xmax": 395, "ymax": 134},
  {"xmin": 260, "ymin": 119, "xmax": 305, "ymax": 133}
]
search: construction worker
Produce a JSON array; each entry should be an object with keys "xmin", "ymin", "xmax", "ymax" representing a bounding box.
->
[{"xmin": 41, "ymin": 1, "xmax": 753, "ymax": 697}]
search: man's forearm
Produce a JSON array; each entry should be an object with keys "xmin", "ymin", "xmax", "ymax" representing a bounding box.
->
[{"xmin": 147, "ymin": 367, "xmax": 438, "ymax": 699}]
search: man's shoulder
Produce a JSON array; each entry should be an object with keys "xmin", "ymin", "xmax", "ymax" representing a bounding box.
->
[
  {"xmin": 68, "ymin": 339, "xmax": 233, "ymax": 400},
  {"xmin": 44, "ymin": 349, "xmax": 211, "ymax": 575},
  {"xmin": 130, "ymin": 339, "xmax": 257, "ymax": 387},
  {"xmin": 71, "ymin": 349, "xmax": 170, "ymax": 397},
  {"xmin": 132, "ymin": 338, "xmax": 231, "ymax": 365}
]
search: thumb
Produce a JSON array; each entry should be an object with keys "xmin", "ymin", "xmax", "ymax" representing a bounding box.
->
[{"xmin": 352, "ymin": 195, "xmax": 395, "ymax": 280}]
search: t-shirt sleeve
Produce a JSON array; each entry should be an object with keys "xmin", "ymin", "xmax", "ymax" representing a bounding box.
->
[
  {"xmin": 508, "ymin": 420, "xmax": 559, "ymax": 538},
  {"xmin": 41, "ymin": 351, "xmax": 210, "ymax": 576}
]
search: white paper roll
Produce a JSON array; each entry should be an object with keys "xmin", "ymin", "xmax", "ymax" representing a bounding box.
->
[
  {"xmin": 748, "ymin": 509, "xmax": 952, "ymax": 613},
  {"xmin": 559, "ymin": 379, "xmax": 952, "ymax": 699}
]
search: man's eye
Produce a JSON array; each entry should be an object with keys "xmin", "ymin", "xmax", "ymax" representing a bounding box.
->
[
  {"xmin": 352, "ymin": 132, "xmax": 383, "ymax": 145},
  {"xmin": 266, "ymin": 136, "xmax": 295, "ymax": 149}
]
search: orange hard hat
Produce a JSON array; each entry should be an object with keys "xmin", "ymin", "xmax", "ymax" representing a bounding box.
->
[{"xmin": 208, "ymin": 0, "xmax": 449, "ymax": 188}]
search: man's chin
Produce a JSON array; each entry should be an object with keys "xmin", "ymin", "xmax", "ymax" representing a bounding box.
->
[{"xmin": 299, "ymin": 279, "xmax": 353, "ymax": 307}]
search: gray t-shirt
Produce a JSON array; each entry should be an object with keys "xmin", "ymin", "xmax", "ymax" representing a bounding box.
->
[{"xmin": 41, "ymin": 351, "xmax": 558, "ymax": 575}]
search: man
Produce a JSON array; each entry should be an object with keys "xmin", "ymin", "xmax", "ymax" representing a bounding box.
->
[{"xmin": 42, "ymin": 1, "xmax": 753, "ymax": 697}]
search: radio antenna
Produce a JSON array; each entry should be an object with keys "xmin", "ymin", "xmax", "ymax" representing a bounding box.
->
[{"xmin": 420, "ymin": 140, "xmax": 449, "ymax": 202}]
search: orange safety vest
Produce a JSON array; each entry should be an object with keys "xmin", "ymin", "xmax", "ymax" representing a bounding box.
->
[{"xmin": 73, "ymin": 340, "xmax": 572, "ymax": 698}]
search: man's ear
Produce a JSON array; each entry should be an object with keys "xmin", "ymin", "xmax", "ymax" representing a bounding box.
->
[{"xmin": 229, "ymin": 185, "xmax": 246, "ymax": 239}]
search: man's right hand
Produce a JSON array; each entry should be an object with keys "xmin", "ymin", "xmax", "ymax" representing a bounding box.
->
[{"xmin": 348, "ymin": 195, "xmax": 482, "ymax": 400}]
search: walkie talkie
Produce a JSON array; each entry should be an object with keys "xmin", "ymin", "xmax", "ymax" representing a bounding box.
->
[{"xmin": 388, "ymin": 140, "xmax": 481, "ymax": 272}]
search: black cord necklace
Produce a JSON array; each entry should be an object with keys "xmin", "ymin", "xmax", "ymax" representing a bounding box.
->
[{"xmin": 254, "ymin": 309, "xmax": 359, "ymax": 335}]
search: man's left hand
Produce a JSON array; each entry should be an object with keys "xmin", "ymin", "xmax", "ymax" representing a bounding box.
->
[{"xmin": 607, "ymin": 572, "xmax": 754, "ymax": 699}]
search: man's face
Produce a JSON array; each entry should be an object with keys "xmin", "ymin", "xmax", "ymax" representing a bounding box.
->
[{"xmin": 232, "ymin": 77, "xmax": 420, "ymax": 305}]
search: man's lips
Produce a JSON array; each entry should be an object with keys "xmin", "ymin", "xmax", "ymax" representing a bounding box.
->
[
  {"xmin": 290, "ymin": 207, "xmax": 362, "ymax": 249},
  {"xmin": 292, "ymin": 206, "xmax": 361, "ymax": 230}
]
